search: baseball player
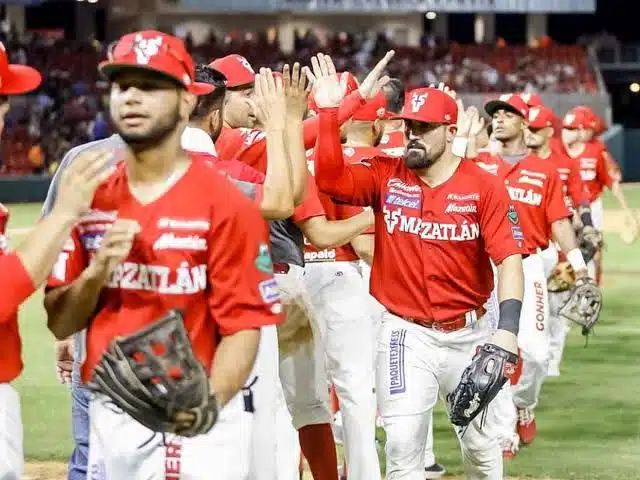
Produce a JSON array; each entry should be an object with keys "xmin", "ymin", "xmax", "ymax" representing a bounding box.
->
[
  {"xmin": 0, "ymin": 44, "xmax": 117, "ymax": 480},
  {"xmin": 44, "ymin": 31, "xmax": 282, "ymax": 480},
  {"xmin": 301, "ymin": 78, "xmax": 388, "ymax": 480},
  {"xmin": 472, "ymin": 95, "xmax": 596, "ymax": 453},
  {"xmin": 561, "ymin": 106, "xmax": 638, "ymax": 279},
  {"xmin": 313, "ymin": 64, "xmax": 527, "ymax": 479},
  {"xmin": 526, "ymin": 105, "xmax": 596, "ymax": 377}
]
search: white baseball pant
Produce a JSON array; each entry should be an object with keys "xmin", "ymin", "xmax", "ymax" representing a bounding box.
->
[
  {"xmin": 278, "ymin": 264, "xmax": 333, "ymax": 429},
  {"xmin": 304, "ymin": 261, "xmax": 380, "ymax": 479},
  {"xmin": 0, "ymin": 384, "xmax": 23, "ymax": 480},
  {"xmin": 539, "ymin": 245, "xmax": 559, "ymax": 280},
  {"xmin": 512, "ymin": 253, "xmax": 549, "ymax": 410},
  {"xmin": 88, "ymin": 391, "xmax": 250, "ymax": 480},
  {"xmin": 547, "ymin": 290, "xmax": 572, "ymax": 376},
  {"xmin": 245, "ymin": 324, "xmax": 300, "ymax": 480},
  {"xmin": 377, "ymin": 310, "xmax": 502, "ymax": 480}
]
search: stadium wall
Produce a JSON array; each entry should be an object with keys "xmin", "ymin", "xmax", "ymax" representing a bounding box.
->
[{"xmin": 0, "ymin": 176, "xmax": 52, "ymax": 204}]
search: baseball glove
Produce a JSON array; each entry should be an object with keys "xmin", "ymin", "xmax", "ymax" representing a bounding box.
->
[
  {"xmin": 559, "ymin": 276, "xmax": 603, "ymax": 336},
  {"xmin": 447, "ymin": 343, "xmax": 518, "ymax": 427},
  {"xmin": 577, "ymin": 225, "xmax": 602, "ymax": 263},
  {"xmin": 547, "ymin": 261, "xmax": 576, "ymax": 293},
  {"xmin": 88, "ymin": 310, "xmax": 218, "ymax": 437}
]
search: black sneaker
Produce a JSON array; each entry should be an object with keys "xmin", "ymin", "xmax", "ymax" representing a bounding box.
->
[{"xmin": 424, "ymin": 462, "xmax": 446, "ymax": 479}]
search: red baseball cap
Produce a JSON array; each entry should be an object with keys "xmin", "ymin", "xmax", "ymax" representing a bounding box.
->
[
  {"xmin": 562, "ymin": 106, "xmax": 596, "ymax": 129},
  {"xmin": 99, "ymin": 31, "xmax": 213, "ymax": 95},
  {"xmin": 520, "ymin": 92, "xmax": 543, "ymax": 107},
  {"xmin": 527, "ymin": 105, "xmax": 556, "ymax": 129},
  {"xmin": 209, "ymin": 54, "xmax": 255, "ymax": 88},
  {"xmin": 485, "ymin": 93, "xmax": 529, "ymax": 118},
  {"xmin": 392, "ymin": 87, "xmax": 458, "ymax": 125},
  {"xmin": 352, "ymin": 91, "xmax": 387, "ymax": 122},
  {"xmin": 0, "ymin": 42, "xmax": 42, "ymax": 95}
]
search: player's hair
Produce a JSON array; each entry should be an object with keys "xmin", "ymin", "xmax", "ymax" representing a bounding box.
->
[
  {"xmin": 383, "ymin": 78, "xmax": 405, "ymax": 114},
  {"xmin": 0, "ymin": 96, "xmax": 7, "ymax": 106},
  {"xmin": 191, "ymin": 64, "xmax": 228, "ymax": 121}
]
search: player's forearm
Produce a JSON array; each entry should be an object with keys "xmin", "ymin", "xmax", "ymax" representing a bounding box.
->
[
  {"xmin": 350, "ymin": 233, "xmax": 375, "ymax": 265},
  {"xmin": 552, "ymin": 218, "xmax": 580, "ymax": 255},
  {"xmin": 15, "ymin": 209, "xmax": 77, "ymax": 287},
  {"xmin": 302, "ymin": 91, "xmax": 366, "ymax": 149},
  {"xmin": 552, "ymin": 218, "xmax": 588, "ymax": 276},
  {"xmin": 285, "ymin": 117, "xmax": 308, "ymax": 206},
  {"xmin": 315, "ymin": 108, "xmax": 359, "ymax": 200},
  {"xmin": 304, "ymin": 212, "xmax": 374, "ymax": 249},
  {"xmin": 611, "ymin": 182, "xmax": 631, "ymax": 211},
  {"xmin": 262, "ymin": 127, "xmax": 294, "ymax": 219},
  {"xmin": 210, "ymin": 329, "xmax": 261, "ymax": 408},
  {"xmin": 495, "ymin": 254, "xmax": 524, "ymax": 338},
  {"xmin": 45, "ymin": 262, "xmax": 109, "ymax": 340}
]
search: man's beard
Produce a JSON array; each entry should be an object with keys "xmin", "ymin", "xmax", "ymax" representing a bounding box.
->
[
  {"xmin": 114, "ymin": 108, "xmax": 181, "ymax": 151},
  {"xmin": 403, "ymin": 140, "xmax": 444, "ymax": 170}
]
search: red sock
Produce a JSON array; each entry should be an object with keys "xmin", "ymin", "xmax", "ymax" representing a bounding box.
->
[{"xmin": 298, "ymin": 424, "xmax": 338, "ymax": 480}]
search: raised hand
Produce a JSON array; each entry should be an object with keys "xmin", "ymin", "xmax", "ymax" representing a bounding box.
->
[
  {"xmin": 54, "ymin": 150, "xmax": 115, "ymax": 220},
  {"xmin": 283, "ymin": 63, "xmax": 312, "ymax": 120},
  {"xmin": 358, "ymin": 50, "xmax": 395, "ymax": 100},
  {"xmin": 253, "ymin": 68, "xmax": 286, "ymax": 131},
  {"xmin": 457, "ymin": 106, "xmax": 484, "ymax": 138},
  {"xmin": 306, "ymin": 53, "xmax": 347, "ymax": 109}
]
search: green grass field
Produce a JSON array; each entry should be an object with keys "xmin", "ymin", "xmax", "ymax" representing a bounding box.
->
[{"xmin": 6, "ymin": 186, "xmax": 640, "ymax": 479}]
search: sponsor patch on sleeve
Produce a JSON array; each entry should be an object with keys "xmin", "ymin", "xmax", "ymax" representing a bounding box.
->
[
  {"xmin": 258, "ymin": 278, "xmax": 280, "ymax": 304},
  {"xmin": 511, "ymin": 226, "xmax": 524, "ymax": 241},
  {"xmin": 507, "ymin": 205, "xmax": 520, "ymax": 225}
]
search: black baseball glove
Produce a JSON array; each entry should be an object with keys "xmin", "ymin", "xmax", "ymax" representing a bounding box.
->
[
  {"xmin": 88, "ymin": 310, "xmax": 218, "ymax": 437},
  {"xmin": 447, "ymin": 343, "xmax": 518, "ymax": 427},
  {"xmin": 559, "ymin": 276, "xmax": 603, "ymax": 336}
]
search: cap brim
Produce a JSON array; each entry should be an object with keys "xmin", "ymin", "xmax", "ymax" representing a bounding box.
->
[
  {"xmin": 389, "ymin": 112, "xmax": 453, "ymax": 125},
  {"xmin": 0, "ymin": 65, "xmax": 42, "ymax": 95},
  {"xmin": 99, "ymin": 61, "xmax": 203, "ymax": 93},
  {"xmin": 190, "ymin": 82, "xmax": 215, "ymax": 96},
  {"xmin": 484, "ymin": 100, "xmax": 525, "ymax": 118}
]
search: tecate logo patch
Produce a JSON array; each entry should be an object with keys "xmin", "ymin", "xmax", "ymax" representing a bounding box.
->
[{"xmin": 385, "ymin": 193, "xmax": 421, "ymax": 209}]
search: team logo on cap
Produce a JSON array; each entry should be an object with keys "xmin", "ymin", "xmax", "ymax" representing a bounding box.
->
[
  {"xmin": 499, "ymin": 93, "xmax": 513, "ymax": 101},
  {"xmin": 133, "ymin": 34, "xmax": 163, "ymax": 65},
  {"xmin": 237, "ymin": 56, "xmax": 255, "ymax": 74},
  {"xmin": 528, "ymin": 107, "xmax": 540, "ymax": 122},
  {"xmin": 564, "ymin": 113, "xmax": 575, "ymax": 125},
  {"xmin": 411, "ymin": 93, "xmax": 427, "ymax": 113}
]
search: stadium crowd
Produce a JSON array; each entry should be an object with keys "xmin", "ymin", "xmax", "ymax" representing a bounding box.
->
[{"xmin": 0, "ymin": 26, "xmax": 598, "ymax": 174}]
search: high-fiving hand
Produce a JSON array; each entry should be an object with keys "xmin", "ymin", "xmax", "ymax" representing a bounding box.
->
[
  {"xmin": 253, "ymin": 68, "xmax": 286, "ymax": 131},
  {"xmin": 283, "ymin": 62, "xmax": 312, "ymax": 120}
]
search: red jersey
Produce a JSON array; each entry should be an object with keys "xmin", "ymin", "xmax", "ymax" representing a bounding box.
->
[
  {"xmin": 378, "ymin": 130, "xmax": 405, "ymax": 157},
  {"xmin": 303, "ymin": 146, "xmax": 374, "ymax": 263},
  {"xmin": 293, "ymin": 174, "xmax": 326, "ymax": 225},
  {"xmin": 592, "ymin": 139, "xmax": 622, "ymax": 183},
  {"xmin": 314, "ymin": 108, "xmax": 525, "ymax": 322},
  {"xmin": 544, "ymin": 150, "xmax": 588, "ymax": 210},
  {"xmin": 566, "ymin": 141, "xmax": 612, "ymax": 203},
  {"xmin": 216, "ymin": 91, "xmax": 368, "ymax": 174},
  {"xmin": 47, "ymin": 157, "xmax": 282, "ymax": 383},
  {"xmin": 0, "ymin": 204, "xmax": 37, "ymax": 383},
  {"xmin": 476, "ymin": 154, "xmax": 570, "ymax": 253}
]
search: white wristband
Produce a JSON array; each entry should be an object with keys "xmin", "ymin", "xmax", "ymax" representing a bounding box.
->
[
  {"xmin": 451, "ymin": 136, "xmax": 469, "ymax": 158},
  {"xmin": 567, "ymin": 248, "xmax": 587, "ymax": 271}
]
